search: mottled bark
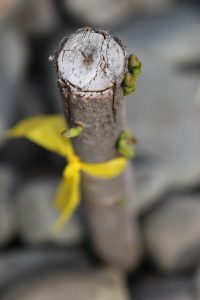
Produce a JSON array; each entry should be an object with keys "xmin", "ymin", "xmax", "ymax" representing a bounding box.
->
[{"xmin": 54, "ymin": 27, "xmax": 142, "ymax": 270}]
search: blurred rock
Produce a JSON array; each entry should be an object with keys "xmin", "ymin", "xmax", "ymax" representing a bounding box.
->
[
  {"xmin": 0, "ymin": 165, "xmax": 18, "ymax": 245},
  {"xmin": 2, "ymin": 268, "xmax": 128, "ymax": 300},
  {"xmin": 0, "ymin": 26, "xmax": 27, "ymax": 139},
  {"xmin": 0, "ymin": 0, "xmax": 24, "ymax": 21},
  {"xmin": 2, "ymin": 0, "xmax": 60, "ymax": 35},
  {"xmin": 16, "ymin": 83, "xmax": 48, "ymax": 119},
  {"xmin": 133, "ymin": 0, "xmax": 174, "ymax": 14},
  {"xmin": 16, "ymin": 177, "xmax": 84, "ymax": 245},
  {"xmin": 149, "ymin": 8, "xmax": 200, "ymax": 65},
  {"xmin": 131, "ymin": 275, "xmax": 194, "ymax": 300},
  {"xmin": 133, "ymin": 161, "xmax": 171, "ymax": 214},
  {"xmin": 0, "ymin": 248, "xmax": 88, "ymax": 289},
  {"xmin": 63, "ymin": 0, "xmax": 173, "ymax": 26},
  {"xmin": 64, "ymin": 0, "xmax": 135, "ymax": 26},
  {"xmin": 143, "ymin": 195, "xmax": 200, "ymax": 272},
  {"xmin": 118, "ymin": 7, "xmax": 200, "ymax": 65},
  {"xmin": 195, "ymin": 266, "xmax": 200, "ymax": 299}
]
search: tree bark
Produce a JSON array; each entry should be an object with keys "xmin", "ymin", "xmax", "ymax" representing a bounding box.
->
[{"xmin": 54, "ymin": 27, "xmax": 142, "ymax": 270}]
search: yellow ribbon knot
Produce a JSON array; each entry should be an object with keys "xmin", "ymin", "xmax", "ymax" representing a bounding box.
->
[{"xmin": 6, "ymin": 115, "xmax": 128, "ymax": 231}]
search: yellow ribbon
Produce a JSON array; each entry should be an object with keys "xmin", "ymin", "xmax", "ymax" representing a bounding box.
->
[{"xmin": 6, "ymin": 115, "xmax": 127, "ymax": 231}]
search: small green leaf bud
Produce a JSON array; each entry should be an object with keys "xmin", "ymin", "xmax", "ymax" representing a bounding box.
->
[
  {"xmin": 123, "ymin": 86, "xmax": 136, "ymax": 95},
  {"xmin": 117, "ymin": 130, "xmax": 137, "ymax": 159},
  {"xmin": 62, "ymin": 126, "xmax": 83, "ymax": 138},
  {"xmin": 128, "ymin": 54, "xmax": 142, "ymax": 79},
  {"xmin": 128, "ymin": 53, "xmax": 141, "ymax": 69},
  {"xmin": 123, "ymin": 72, "xmax": 135, "ymax": 87}
]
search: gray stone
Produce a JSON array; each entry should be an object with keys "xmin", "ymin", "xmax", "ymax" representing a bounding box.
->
[
  {"xmin": 0, "ymin": 165, "xmax": 18, "ymax": 245},
  {"xmin": 133, "ymin": 162, "xmax": 171, "ymax": 214},
  {"xmin": 143, "ymin": 196, "xmax": 200, "ymax": 272},
  {"xmin": 132, "ymin": 275, "xmax": 194, "ymax": 300},
  {"xmin": 0, "ymin": 26, "xmax": 27, "ymax": 139},
  {"xmin": 64, "ymin": 0, "xmax": 134, "ymax": 26},
  {"xmin": 132, "ymin": 0, "xmax": 174, "ymax": 14},
  {"xmin": 17, "ymin": 83, "xmax": 48, "ymax": 118},
  {"xmin": 117, "ymin": 7, "xmax": 200, "ymax": 65},
  {"xmin": 16, "ymin": 177, "xmax": 84, "ymax": 245},
  {"xmin": 0, "ymin": 0, "xmax": 25, "ymax": 21},
  {"xmin": 195, "ymin": 266, "xmax": 200, "ymax": 299},
  {"xmin": 2, "ymin": 0, "xmax": 60, "ymax": 35},
  {"xmin": 63, "ymin": 0, "xmax": 173, "ymax": 27},
  {"xmin": 149, "ymin": 8, "xmax": 200, "ymax": 65},
  {"xmin": 0, "ymin": 249, "xmax": 88, "ymax": 289},
  {"xmin": 2, "ymin": 268, "xmax": 128, "ymax": 300}
]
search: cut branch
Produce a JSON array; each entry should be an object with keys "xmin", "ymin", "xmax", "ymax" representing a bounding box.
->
[{"xmin": 54, "ymin": 27, "xmax": 142, "ymax": 270}]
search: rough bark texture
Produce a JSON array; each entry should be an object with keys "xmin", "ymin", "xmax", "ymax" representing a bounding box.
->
[{"xmin": 55, "ymin": 28, "xmax": 142, "ymax": 270}]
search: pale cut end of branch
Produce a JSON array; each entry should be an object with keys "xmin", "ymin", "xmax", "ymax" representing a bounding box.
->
[{"xmin": 55, "ymin": 27, "xmax": 127, "ymax": 92}]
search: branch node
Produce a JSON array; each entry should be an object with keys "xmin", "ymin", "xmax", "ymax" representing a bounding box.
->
[{"xmin": 117, "ymin": 130, "xmax": 138, "ymax": 159}]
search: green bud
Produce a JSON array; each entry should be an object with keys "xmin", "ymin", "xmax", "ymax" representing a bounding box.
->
[
  {"xmin": 128, "ymin": 53, "xmax": 140, "ymax": 69},
  {"xmin": 128, "ymin": 53, "xmax": 142, "ymax": 78},
  {"xmin": 117, "ymin": 130, "xmax": 137, "ymax": 159},
  {"xmin": 123, "ymin": 53, "xmax": 142, "ymax": 96},
  {"xmin": 123, "ymin": 72, "xmax": 135, "ymax": 87},
  {"xmin": 133, "ymin": 68, "xmax": 141, "ymax": 80},
  {"xmin": 62, "ymin": 126, "xmax": 83, "ymax": 138},
  {"xmin": 123, "ymin": 85, "xmax": 136, "ymax": 95}
]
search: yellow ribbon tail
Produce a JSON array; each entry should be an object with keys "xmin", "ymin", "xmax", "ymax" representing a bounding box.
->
[
  {"xmin": 81, "ymin": 157, "xmax": 127, "ymax": 179},
  {"xmin": 55, "ymin": 168, "xmax": 73, "ymax": 211},
  {"xmin": 6, "ymin": 115, "xmax": 74, "ymax": 158},
  {"xmin": 52, "ymin": 167, "xmax": 81, "ymax": 233}
]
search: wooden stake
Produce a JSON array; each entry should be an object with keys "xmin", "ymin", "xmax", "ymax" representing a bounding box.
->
[{"xmin": 54, "ymin": 28, "xmax": 142, "ymax": 270}]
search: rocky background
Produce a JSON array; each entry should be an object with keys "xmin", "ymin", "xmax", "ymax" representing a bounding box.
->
[{"xmin": 1, "ymin": 0, "xmax": 200, "ymax": 299}]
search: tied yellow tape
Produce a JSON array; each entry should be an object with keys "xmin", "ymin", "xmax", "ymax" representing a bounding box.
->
[{"xmin": 6, "ymin": 115, "xmax": 127, "ymax": 231}]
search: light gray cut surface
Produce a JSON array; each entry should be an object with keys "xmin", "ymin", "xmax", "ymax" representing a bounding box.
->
[{"xmin": 57, "ymin": 28, "xmax": 126, "ymax": 91}]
